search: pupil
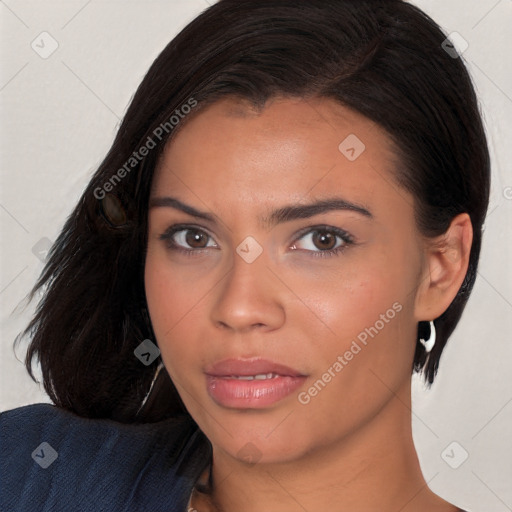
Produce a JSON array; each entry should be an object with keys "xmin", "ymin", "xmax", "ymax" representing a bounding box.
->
[
  {"xmin": 186, "ymin": 230, "xmax": 206, "ymax": 248},
  {"xmin": 313, "ymin": 230, "xmax": 335, "ymax": 250}
]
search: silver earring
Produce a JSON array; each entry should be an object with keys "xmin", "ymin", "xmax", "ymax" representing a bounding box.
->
[
  {"xmin": 419, "ymin": 320, "xmax": 436, "ymax": 353},
  {"xmin": 136, "ymin": 361, "xmax": 164, "ymax": 415}
]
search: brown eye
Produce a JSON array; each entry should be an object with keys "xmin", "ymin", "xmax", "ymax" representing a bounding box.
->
[
  {"xmin": 159, "ymin": 226, "xmax": 218, "ymax": 252},
  {"xmin": 290, "ymin": 225, "xmax": 354, "ymax": 258},
  {"xmin": 311, "ymin": 230, "xmax": 337, "ymax": 250},
  {"xmin": 185, "ymin": 229, "xmax": 209, "ymax": 248}
]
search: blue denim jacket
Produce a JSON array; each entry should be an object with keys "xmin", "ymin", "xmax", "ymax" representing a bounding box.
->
[{"xmin": 0, "ymin": 404, "xmax": 210, "ymax": 512}]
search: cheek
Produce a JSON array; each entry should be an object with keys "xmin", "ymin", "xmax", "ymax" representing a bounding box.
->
[
  {"xmin": 284, "ymin": 253, "xmax": 413, "ymax": 339},
  {"xmin": 280, "ymin": 248, "xmax": 419, "ymax": 388},
  {"xmin": 144, "ymin": 249, "xmax": 209, "ymax": 374},
  {"xmin": 281, "ymin": 260, "xmax": 418, "ymax": 432}
]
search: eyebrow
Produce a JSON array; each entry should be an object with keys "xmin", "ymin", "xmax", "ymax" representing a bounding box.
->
[{"xmin": 149, "ymin": 196, "xmax": 372, "ymax": 229}]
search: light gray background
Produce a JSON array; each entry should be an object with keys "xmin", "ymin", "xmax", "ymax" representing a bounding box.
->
[{"xmin": 1, "ymin": 1, "xmax": 511, "ymax": 510}]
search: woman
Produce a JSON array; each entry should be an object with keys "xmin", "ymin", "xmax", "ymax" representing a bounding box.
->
[{"xmin": 0, "ymin": 0, "xmax": 490, "ymax": 510}]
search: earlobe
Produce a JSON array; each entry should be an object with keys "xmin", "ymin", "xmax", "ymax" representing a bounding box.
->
[{"xmin": 415, "ymin": 213, "xmax": 473, "ymax": 321}]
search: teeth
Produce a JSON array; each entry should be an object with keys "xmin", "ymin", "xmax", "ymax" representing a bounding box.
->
[
  {"xmin": 255, "ymin": 373, "xmax": 274, "ymax": 380},
  {"xmin": 231, "ymin": 373, "xmax": 278, "ymax": 380}
]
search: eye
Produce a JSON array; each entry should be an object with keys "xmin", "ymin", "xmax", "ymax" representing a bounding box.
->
[
  {"xmin": 159, "ymin": 225, "xmax": 218, "ymax": 253},
  {"xmin": 290, "ymin": 226, "xmax": 354, "ymax": 258}
]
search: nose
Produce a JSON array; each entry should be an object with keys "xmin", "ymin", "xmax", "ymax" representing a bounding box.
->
[{"xmin": 209, "ymin": 250, "xmax": 286, "ymax": 333}]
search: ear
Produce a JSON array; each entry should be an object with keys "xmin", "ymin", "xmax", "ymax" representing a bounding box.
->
[{"xmin": 414, "ymin": 213, "xmax": 473, "ymax": 321}]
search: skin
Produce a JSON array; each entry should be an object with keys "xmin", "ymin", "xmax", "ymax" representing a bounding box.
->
[{"xmin": 145, "ymin": 96, "xmax": 472, "ymax": 511}]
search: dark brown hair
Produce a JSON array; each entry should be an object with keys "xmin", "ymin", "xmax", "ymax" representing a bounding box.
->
[{"xmin": 16, "ymin": 0, "xmax": 490, "ymax": 423}]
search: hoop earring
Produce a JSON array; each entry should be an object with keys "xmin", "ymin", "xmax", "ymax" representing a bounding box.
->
[
  {"xmin": 136, "ymin": 361, "xmax": 164, "ymax": 416},
  {"xmin": 419, "ymin": 320, "xmax": 436, "ymax": 353}
]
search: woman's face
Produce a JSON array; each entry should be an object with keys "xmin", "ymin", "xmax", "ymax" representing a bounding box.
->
[{"xmin": 145, "ymin": 96, "xmax": 429, "ymax": 463}]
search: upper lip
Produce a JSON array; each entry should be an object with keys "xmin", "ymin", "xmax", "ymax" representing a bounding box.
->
[{"xmin": 205, "ymin": 358, "xmax": 306, "ymax": 377}]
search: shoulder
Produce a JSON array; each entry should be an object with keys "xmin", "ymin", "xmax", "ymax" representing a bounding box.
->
[{"xmin": 0, "ymin": 403, "xmax": 210, "ymax": 512}]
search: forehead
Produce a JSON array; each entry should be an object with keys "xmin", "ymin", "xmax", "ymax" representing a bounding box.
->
[{"xmin": 151, "ymin": 96, "xmax": 410, "ymax": 223}]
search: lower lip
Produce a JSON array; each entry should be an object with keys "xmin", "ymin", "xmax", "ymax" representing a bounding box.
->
[{"xmin": 206, "ymin": 375, "xmax": 306, "ymax": 408}]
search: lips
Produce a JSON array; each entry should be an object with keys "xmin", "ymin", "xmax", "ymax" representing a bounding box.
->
[
  {"xmin": 205, "ymin": 358, "xmax": 307, "ymax": 409},
  {"xmin": 205, "ymin": 358, "xmax": 305, "ymax": 378}
]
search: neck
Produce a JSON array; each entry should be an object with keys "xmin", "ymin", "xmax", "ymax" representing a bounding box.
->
[{"xmin": 197, "ymin": 378, "xmax": 459, "ymax": 512}]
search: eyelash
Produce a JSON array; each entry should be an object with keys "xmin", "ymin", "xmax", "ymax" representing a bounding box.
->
[{"xmin": 158, "ymin": 223, "xmax": 355, "ymax": 259}]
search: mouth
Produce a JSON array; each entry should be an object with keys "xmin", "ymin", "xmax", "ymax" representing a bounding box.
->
[
  {"xmin": 222, "ymin": 373, "xmax": 283, "ymax": 380},
  {"xmin": 204, "ymin": 358, "xmax": 307, "ymax": 409}
]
